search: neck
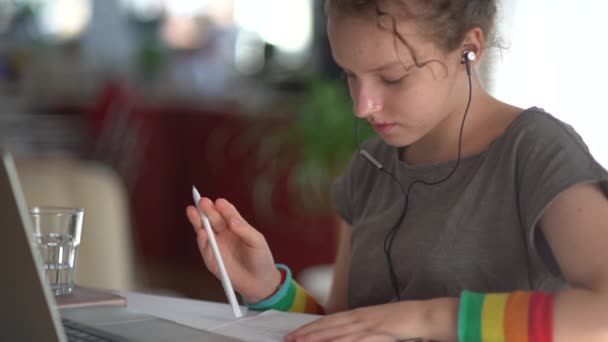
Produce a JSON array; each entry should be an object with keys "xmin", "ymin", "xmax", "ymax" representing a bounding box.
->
[{"xmin": 401, "ymin": 75, "xmax": 494, "ymax": 165}]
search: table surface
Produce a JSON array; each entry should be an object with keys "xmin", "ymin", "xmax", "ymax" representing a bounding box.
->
[
  {"xmin": 115, "ymin": 290, "xmax": 321, "ymax": 341},
  {"xmin": 117, "ymin": 290, "xmax": 253, "ymax": 330}
]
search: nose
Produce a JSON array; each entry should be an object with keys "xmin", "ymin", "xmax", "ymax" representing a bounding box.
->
[{"xmin": 351, "ymin": 84, "xmax": 383, "ymax": 118}]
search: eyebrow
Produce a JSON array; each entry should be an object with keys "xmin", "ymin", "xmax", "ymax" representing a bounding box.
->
[
  {"xmin": 336, "ymin": 60, "xmax": 407, "ymax": 74},
  {"xmin": 370, "ymin": 61, "xmax": 406, "ymax": 72}
]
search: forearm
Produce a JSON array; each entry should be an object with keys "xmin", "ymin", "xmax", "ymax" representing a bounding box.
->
[
  {"xmin": 553, "ymin": 287, "xmax": 608, "ymax": 341},
  {"xmin": 422, "ymin": 287, "xmax": 608, "ymax": 342},
  {"xmin": 422, "ymin": 297, "xmax": 459, "ymax": 342}
]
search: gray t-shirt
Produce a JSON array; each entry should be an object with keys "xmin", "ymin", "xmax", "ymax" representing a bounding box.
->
[{"xmin": 332, "ymin": 107, "xmax": 608, "ymax": 309}]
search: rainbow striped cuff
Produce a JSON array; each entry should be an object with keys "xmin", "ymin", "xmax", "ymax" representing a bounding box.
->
[
  {"xmin": 458, "ymin": 290, "xmax": 554, "ymax": 342},
  {"xmin": 244, "ymin": 264, "xmax": 325, "ymax": 314}
]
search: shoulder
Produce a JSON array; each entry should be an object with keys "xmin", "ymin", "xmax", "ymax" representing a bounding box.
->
[
  {"xmin": 502, "ymin": 107, "xmax": 608, "ymax": 228},
  {"xmin": 491, "ymin": 107, "xmax": 599, "ymax": 169},
  {"xmin": 504, "ymin": 107, "xmax": 590, "ymax": 151}
]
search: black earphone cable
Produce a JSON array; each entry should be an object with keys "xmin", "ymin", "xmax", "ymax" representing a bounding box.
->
[{"xmin": 355, "ymin": 55, "xmax": 474, "ymax": 301}]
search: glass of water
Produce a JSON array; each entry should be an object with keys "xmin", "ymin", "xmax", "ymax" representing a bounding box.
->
[{"xmin": 30, "ymin": 207, "xmax": 84, "ymax": 296}]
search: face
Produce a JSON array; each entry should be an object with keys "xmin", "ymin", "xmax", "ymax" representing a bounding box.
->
[{"xmin": 327, "ymin": 11, "xmax": 467, "ymax": 147}]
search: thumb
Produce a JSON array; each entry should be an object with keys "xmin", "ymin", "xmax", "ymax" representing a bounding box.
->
[{"xmin": 229, "ymin": 217, "xmax": 263, "ymax": 248}]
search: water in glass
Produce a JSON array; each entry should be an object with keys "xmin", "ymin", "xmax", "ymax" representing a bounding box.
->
[{"xmin": 35, "ymin": 233, "xmax": 78, "ymax": 295}]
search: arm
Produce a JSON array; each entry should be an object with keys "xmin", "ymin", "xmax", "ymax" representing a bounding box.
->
[
  {"xmin": 325, "ymin": 219, "xmax": 351, "ymax": 314},
  {"xmin": 538, "ymin": 182, "xmax": 608, "ymax": 341},
  {"xmin": 428, "ymin": 182, "xmax": 608, "ymax": 341},
  {"xmin": 287, "ymin": 182, "xmax": 608, "ymax": 341}
]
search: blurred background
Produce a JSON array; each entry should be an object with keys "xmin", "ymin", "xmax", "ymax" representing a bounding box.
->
[{"xmin": 1, "ymin": 0, "xmax": 606, "ymax": 304}]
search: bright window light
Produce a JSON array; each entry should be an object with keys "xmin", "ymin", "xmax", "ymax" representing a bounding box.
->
[
  {"xmin": 491, "ymin": 1, "xmax": 608, "ymax": 167},
  {"xmin": 234, "ymin": 0, "xmax": 313, "ymax": 53},
  {"xmin": 234, "ymin": 31, "xmax": 266, "ymax": 75},
  {"xmin": 38, "ymin": 0, "xmax": 92, "ymax": 40}
]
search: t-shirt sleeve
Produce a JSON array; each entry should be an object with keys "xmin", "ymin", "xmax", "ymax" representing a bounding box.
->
[{"xmin": 516, "ymin": 114, "xmax": 608, "ymax": 276}]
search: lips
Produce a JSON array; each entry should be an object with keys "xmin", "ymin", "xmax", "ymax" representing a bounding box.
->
[{"xmin": 372, "ymin": 123, "xmax": 396, "ymax": 134}]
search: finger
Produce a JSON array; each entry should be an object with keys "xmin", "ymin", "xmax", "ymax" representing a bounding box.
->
[
  {"xmin": 214, "ymin": 199, "xmax": 263, "ymax": 246},
  {"xmin": 227, "ymin": 217, "xmax": 263, "ymax": 248},
  {"xmin": 196, "ymin": 230, "xmax": 217, "ymax": 272},
  {"xmin": 215, "ymin": 198, "xmax": 248, "ymax": 224},
  {"xmin": 290, "ymin": 312, "xmax": 354, "ymax": 337},
  {"xmin": 200, "ymin": 197, "xmax": 229, "ymax": 233},
  {"xmin": 186, "ymin": 206, "xmax": 202, "ymax": 234},
  {"xmin": 286, "ymin": 322, "xmax": 362, "ymax": 342},
  {"xmin": 187, "ymin": 206, "xmax": 213, "ymax": 264}
]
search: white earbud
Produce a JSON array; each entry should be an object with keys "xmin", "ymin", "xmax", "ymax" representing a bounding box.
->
[{"xmin": 461, "ymin": 50, "xmax": 476, "ymax": 64}]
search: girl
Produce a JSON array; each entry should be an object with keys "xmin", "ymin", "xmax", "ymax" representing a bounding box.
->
[{"xmin": 187, "ymin": 1, "xmax": 608, "ymax": 341}]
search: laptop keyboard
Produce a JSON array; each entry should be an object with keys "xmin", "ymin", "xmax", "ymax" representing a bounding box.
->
[{"xmin": 62, "ymin": 318, "xmax": 132, "ymax": 342}]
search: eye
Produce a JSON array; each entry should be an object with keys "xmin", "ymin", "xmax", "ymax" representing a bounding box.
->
[{"xmin": 380, "ymin": 75, "xmax": 406, "ymax": 85}]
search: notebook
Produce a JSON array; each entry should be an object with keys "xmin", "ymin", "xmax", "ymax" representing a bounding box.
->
[
  {"xmin": 54, "ymin": 286, "xmax": 127, "ymax": 309},
  {"xmin": 0, "ymin": 148, "xmax": 240, "ymax": 341}
]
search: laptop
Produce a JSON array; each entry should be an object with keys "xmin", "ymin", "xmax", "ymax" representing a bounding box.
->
[{"xmin": 0, "ymin": 149, "xmax": 241, "ymax": 341}]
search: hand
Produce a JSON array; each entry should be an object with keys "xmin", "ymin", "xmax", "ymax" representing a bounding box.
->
[
  {"xmin": 285, "ymin": 298, "xmax": 459, "ymax": 342},
  {"xmin": 285, "ymin": 301, "xmax": 424, "ymax": 342},
  {"xmin": 186, "ymin": 197, "xmax": 281, "ymax": 303}
]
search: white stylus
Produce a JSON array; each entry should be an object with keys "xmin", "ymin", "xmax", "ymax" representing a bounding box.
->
[{"xmin": 192, "ymin": 186, "xmax": 243, "ymax": 318}]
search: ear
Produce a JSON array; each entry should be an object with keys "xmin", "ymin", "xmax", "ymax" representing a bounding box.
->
[{"xmin": 461, "ymin": 26, "xmax": 486, "ymax": 65}]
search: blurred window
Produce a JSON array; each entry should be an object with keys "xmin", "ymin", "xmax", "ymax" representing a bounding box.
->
[
  {"xmin": 492, "ymin": 0, "xmax": 608, "ymax": 167},
  {"xmin": 120, "ymin": 0, "xmax": 314, "ymax": 74},
  {"xmin": 0, "ymin": 0, "xmax": 93, "ymax": 41},
  {"xmin": 39, "ymin": 0, "xmax": 92, "ymax": 41}
]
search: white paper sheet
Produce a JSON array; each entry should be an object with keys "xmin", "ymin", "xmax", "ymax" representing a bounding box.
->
[
  {"xmin": 119, "ymin": 291, "xmax": 251, "ymax": 330},
  {"xmin": 120, "ymin": 291, "xmax": 320, "ymax": 341},
  {"xmin": 211, "ymin": 310, "xmax": 321, "ymax": 342}
]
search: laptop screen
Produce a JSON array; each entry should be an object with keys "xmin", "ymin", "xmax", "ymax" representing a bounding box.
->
[{"xmin": 0, "ymin": 150, "xmax": 65, "ymax": 341}]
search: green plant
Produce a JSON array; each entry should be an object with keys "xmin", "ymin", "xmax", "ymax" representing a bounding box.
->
[
  {"xmin": 282, "ymin": 74, "xmax": 375, "ymax": 215},
  {"xmin": 251, "ymin": 74, "xmax": 375, "ymax": 220}
]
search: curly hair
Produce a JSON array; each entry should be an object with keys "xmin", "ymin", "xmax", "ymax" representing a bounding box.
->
[{"xmin": 325, "ymin": 0, "xmax": 500, "ymax": 68}]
